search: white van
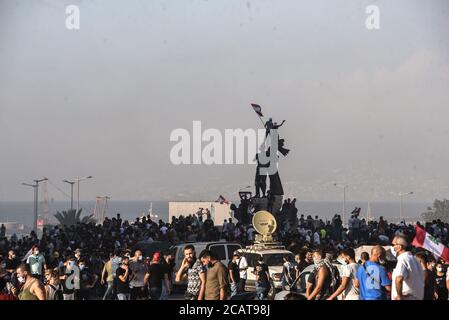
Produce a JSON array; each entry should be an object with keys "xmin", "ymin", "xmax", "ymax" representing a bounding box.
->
[
  {"xmin": 237, "ymin": 244, "xmax": 294, "ymax": 290},
  {"xmin": 171, "ymin": 241, "xmax": 242, "ymax": 285}
]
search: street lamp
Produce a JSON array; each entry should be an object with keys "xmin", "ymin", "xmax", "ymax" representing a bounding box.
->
[
  {"xmin": 22, "ymin": 177, "xmax": 48, "ymax": 233},
  {"xmin": 73, "ymin": 176, "xmax": 93, "ymax": 212},
  {"xmin": 62, "ymin": 179, "xmax": 75, "ymax": 211},
  {"xmin": 399, "ymin": 191, "xmax": 414, "ymax": 223},
  {"xmin": 334, "ymin": 183, "xmax": 348, "ymax": 226}
]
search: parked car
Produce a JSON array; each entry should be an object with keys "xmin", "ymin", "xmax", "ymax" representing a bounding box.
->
[
  {"xmin": 237, "ymin": 244, "xmax": 295, "ymax": 291},
  {"xmin": 171, "ymin": 241, "xmax": 242, "ymax": 286}
]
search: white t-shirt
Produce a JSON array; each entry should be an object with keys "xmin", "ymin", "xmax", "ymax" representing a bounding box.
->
[
  {"xmin": 341, "ymin": 263, "xmax": 359, "ymax": 300},
  {"xmin": 391, "ymin": 252, "xmax": 424, "ymax": 300},
  {"xmin": 160, "ymin": 226, "xmax": 168, "ymax": 235},
  {"xmin": 237, "ymin": 256, "xmax": 248, "ymax": 280}
]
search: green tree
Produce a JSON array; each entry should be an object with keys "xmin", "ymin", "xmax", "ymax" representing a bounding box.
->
[
  {"xmin": 54, "ymin": 209, "xmax": 96, "ymax": 226},
  {"xmin": 421, "ymin": 199, "xmax": 449, "ymax": 223}
]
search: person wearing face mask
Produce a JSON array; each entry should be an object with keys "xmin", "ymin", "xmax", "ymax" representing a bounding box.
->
[
  {"xmin": 434, "ymin": 262, "xmax": 448, "ymax": 300},
  {"xmin": 355, "ymin": 246, "xmax": 391, "ymax": 300},
  {"xmin": 129, "ymin": 250, "xmax": 148, "ymax": 300},
  {"xmin": 390, "ymin": 235, "xmax": 424, "ymax": 300},
  {"xmin": 77, "ymin": 259, "xmax": 98, "ymax": 300},
  {"xmin": 26, "ymin": 245, "xmax": 46, "ymax": 281},
  {"xmin": 199, "ymin": 249, "xmax": 229, "ymax": 300},
  {"xmin": 61, "ymin": 257, "xmax": 80, "ymax": 300},
  {"xmin": 306, "ymin": 248, "xmax": 334, "ymax": 300},
  {"xmin": 327, "ymin": 248, "xmax": 359, "ymax": 300},
  {"xmin": 14, "ymin": 263, "xmax": 46, "ymax": 300}
]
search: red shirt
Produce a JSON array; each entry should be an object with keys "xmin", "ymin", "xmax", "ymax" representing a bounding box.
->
[{"xmin": 0, "ymin": 293, "xmax": 17, "ymax": 300}]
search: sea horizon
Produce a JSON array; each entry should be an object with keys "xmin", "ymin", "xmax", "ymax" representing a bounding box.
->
[{"xmin": 0, "ymin": 200, "xmax": 433, "ymax": 228}]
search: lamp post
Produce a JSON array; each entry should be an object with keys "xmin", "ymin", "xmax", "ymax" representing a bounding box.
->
[
  {"xmin": 22, "ymin": 177, "xmax": 48, "ymax": 233},
  {"xmin": 75, "ymin": 176, "xmax": 93, "ymax": 212},
  {"xmin": 62, "ymin": 179, "xmax": 75, "ymax": 211},
  {"xmin": 399, "ymin": 191, "xmax": 414, "ymax": 223},
  {"xmin": 334, "ymin": 183, "xmax": 348, "ymax": 226}
]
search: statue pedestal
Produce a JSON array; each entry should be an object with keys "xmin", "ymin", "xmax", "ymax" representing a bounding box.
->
[{"xmin": 251, "ymin": 197, "xmax": 269, "ymax": 211}]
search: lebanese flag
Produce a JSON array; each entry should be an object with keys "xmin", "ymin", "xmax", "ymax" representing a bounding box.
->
[
  {"xmin": 251, "ymin": 104, "xmax": 264, "ymax": 117},
  {"xmin": 215, "ymin": 195, "xmax": 229, "ymax": 205},
  {"xmin": 412, "ymin": 225, "xmax": 449, "ymax": 262}
]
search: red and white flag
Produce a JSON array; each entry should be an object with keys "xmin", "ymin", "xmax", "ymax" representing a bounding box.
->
[
  {"xmin": 412, "ymin": 225, "xmax": 449, "ymax": 262},
  {"xmin": 251, "ymin": 104, "xmax": 264, "ymax": 117},
  {"xmin": 215, "ymin": 195, "xmax": 229, "ymax": 205}
]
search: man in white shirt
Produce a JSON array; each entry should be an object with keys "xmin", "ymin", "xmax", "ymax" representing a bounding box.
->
[
  {"xmin": 235, "ymin": 252, "xmax": 248, "ymax": 293},
  {"xmin": 391, "ymin": 235, "xmax": 424, "ymax": 300},
  {"xmin": 327, "ymin": 248, "xmax": 359, "ymax": 300}
]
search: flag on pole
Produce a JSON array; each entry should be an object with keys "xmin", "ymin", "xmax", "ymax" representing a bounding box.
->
[
  {"xmin": 412, "ymin": 225, "xmax": 449, "ymax": 262},
  {"xmin": 215, "ymin": 195, "xmax": 229, "ymax": 205},
  {"xmin": 251, "ymin": 104, "xmax": 264, "ymax": 117}
]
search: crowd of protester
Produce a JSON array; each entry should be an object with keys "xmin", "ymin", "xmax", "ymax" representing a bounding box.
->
[{"xmin": 1, "ymin": 200, "xmax": 449, "ymax": 300}]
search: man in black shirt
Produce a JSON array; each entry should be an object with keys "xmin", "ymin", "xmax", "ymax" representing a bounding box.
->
[
  {"xmin": 77, "ymin": 259, "xmax": 98, "ymax": 300},
  {"xmin": 228, "ymin": 253, "xmax": 240, "ymax": 297},
  {"xmin": 253, "ymin": 257, "xmax": 270, "ymax": 300},
  {"xmin": 116, "ymin": 256, "xmax": 130, "ymax": 300},
  {"xmin": 147, "ymin": 252, "xmax": 170, "ymax": 300},
  {"xmin": 5, "ymin": 250, "xmax": 20, "ymax": 273}
]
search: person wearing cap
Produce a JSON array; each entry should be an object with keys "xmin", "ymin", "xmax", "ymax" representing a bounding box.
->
[
  {"xmin": 147, "ymin": 252, "xmax": 170, "ymax": 300},
  {"xmin": 228, "ymin": 252, "xmax": 241, "ymax": 297}
]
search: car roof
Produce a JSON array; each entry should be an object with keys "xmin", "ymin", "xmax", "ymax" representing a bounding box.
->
[
  {"xmin": 171, "ymin": 242, "xmax": 242, "ymax": 248},
  {"xmin": 238, "ymin": 249, "xmax": 293, "ymax": 255}
]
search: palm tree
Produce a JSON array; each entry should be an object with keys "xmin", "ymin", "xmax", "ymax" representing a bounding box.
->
[{"xmin": 54, "ymin": 209, "xmax": 96, "ymax": 226}]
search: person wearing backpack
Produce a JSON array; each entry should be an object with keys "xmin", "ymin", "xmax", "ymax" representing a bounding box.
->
[
  {"xmin": 306, "ymin": 247, "xmax": 335, "ymax": 300},
  {"xmin": 45, "ymin": 269, "xmax": 63, "ymax": 300},
  {"xmin": 327, "ymin": 248, "xmax": 359, "ymax": 300}
]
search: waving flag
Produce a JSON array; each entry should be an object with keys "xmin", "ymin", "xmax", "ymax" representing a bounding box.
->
[
  {"xmin": 215, "ymin": 195, "xmax": 229, "ymax": 205},
  {"xmin": 412, "ymin": 225, "xmax": 449, "ymax": 262},
  {"xmin": 251, "ymin": 104, "xmax": 264, "ymax": 117}
]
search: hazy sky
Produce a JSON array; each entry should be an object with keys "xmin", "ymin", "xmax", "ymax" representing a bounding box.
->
[{"xmin": 1, "ymin": 0, "xmax": 448, "ymax": 203}]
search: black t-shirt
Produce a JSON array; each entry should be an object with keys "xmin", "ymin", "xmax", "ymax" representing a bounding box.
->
[
  {"xmin": 115, "ymin": 267, "xmax": 130, "ymax": 294},
  {"xmin": 435, "ymin": 273, "xmax": 448, "ymax": 300},
  {"xmin": 227, "ymin": 261, "xmax": 240, "ymax": 283},
  {"xmin": 423, "ymin": 269, "xmax": 435, "ymax": 301},
  {"xmin": 296, "ymin": 260, "xmax": 310, "ymax": 273},
  {"xmin": 148, "ymin": 263, "xmax": 167, "ymax": 289},
  {"xmin": 5, "ymin": 257, "xmax": 20, "ymax": 271},
  {"xmin": 80, "ymin": 268, "xmax": 94, "ymax": 291}
]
